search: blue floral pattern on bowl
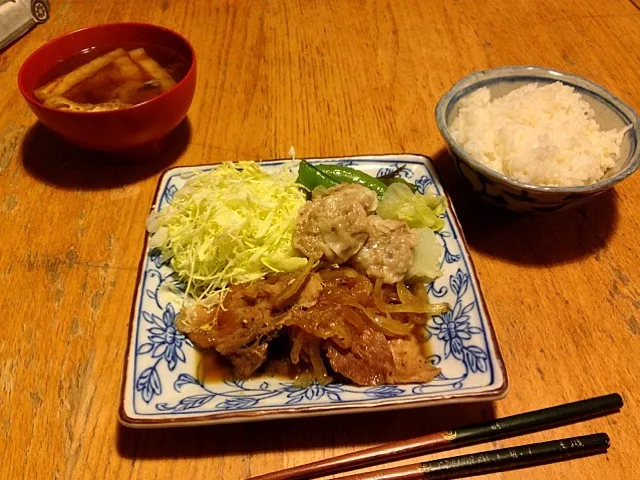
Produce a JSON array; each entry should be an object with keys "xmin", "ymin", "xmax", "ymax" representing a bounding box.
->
[{"xmin": 120, "ymin": 154, "xmax": 508, "ymax": 427}]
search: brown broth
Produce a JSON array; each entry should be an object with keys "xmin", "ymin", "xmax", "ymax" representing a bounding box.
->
[{"xmin": 36, "ymin": 43, "xmax": 190, "ymax": 109}]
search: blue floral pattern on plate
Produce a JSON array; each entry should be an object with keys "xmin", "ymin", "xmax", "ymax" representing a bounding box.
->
[{"xmin": 121, "ymin": 154, "xmax": 507, "ymax": 426}]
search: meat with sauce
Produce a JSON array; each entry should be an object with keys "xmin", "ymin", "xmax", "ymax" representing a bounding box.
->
[
  {"xmin": 294, "ymin": 184, "xmax": 378, "ymax": 263},
  {"xmin": 227, "ymin": 342, "xmax": 270, "ymax": 378},
  {"xmin": 325, "ymin": 328, "xmax": 393, "ymax": 385},
  {"xmin": 176, "ymin": 265, "xmax": 444, "ymax": 386},
  {"xmin": 350, "ymin": 216, "xmax": 418, "ymax": 284},
  {"xmin": 295, "ymin": 272, "xmax": 324, "ymax": 309},
  {"xmin": 387, "ymin": 337, "xmax": 439, "ymax": 383},
  {"xmin": 175, "ymin": 273, "xmax": 299, "ymax": 376},
  {"xmin": 326, "ymin": 328, "xmax": 439, "ymax": 385}
]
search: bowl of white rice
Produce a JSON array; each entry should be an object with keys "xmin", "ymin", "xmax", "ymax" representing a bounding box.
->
[{"xmin": 435, "ymin": 66, "xmax": 640, "ymax": 213}]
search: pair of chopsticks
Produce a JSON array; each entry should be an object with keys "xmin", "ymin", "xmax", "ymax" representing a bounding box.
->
[{"xmin": 249, "ymin": 393, "xmax": 623, "ymax": 480}]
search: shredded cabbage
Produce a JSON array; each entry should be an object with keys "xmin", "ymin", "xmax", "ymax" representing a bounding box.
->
[
  {"xmin": 147, "ymin": 161, "xmax": 308, "ymax": 300},
  {"xmin": 376, "ymin": 183, "xmax": 446, "ymax": 231}
]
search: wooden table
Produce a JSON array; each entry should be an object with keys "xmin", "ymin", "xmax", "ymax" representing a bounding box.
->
[{"xmin": 2, "ymin": 0, "xmax": 639, "ymax": 478}]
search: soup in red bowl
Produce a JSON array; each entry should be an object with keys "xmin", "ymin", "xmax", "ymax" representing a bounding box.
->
[{"xmin": 18, "ymin": 22, "xmax": 196, "ymax": 151}]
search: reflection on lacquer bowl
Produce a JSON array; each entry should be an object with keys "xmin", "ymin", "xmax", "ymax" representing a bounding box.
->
[{"xmin": 18, "ymin": 22, "xmax": 196, "ymax": 152}]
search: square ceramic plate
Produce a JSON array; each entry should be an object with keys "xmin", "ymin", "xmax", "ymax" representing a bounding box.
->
[{"xmin": 120, "ymin": 154, "xmax": 508, "ymax": 427}]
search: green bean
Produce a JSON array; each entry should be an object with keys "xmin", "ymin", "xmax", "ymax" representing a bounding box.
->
[
  {"xmin": 296, "ymin": 161, "xmax": 340, "ymax": 191},
  {"xmin": 315, "ymin": 164, "xmax": 387, "ymax": 197}
]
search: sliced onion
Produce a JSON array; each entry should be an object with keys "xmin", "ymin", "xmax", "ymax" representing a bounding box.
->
[
  {"xmin": 292, "ymin": 371, "xmax": 315, "ymax": 388},
  {"xmin": 372, "ymin": 312, "xmax": 414, "ymax": 337},
  {"xmin": 371, "ymin": 278, "xmax": 449, "ymax": 315},
  {"xmin": 411, "ymin": 283, "xmax": 428, "ymax": 302},
  {"xmin": 307, "ymin": 339, "xmax": 331, "ymax": 385},
  {"xmin": 423, "ymin": 302, "xmax": 449, "ymax": 315},
  {"xmin": 397, "ymin": 281, "xmax": 417, "ymax": 306},
  {"xmin": 404, "ymin": 313, "xmax": 427, "ymax": 325},
  {"xmin": 372, "ymin": 278, "xmax": 390, "ymax": 311},
  {"xmin": 410, "ymin": 283, "xmax": 449, "ymax": 315},
  {"xmin": 343, "ymin": 308, "xmax": 366, "ymax": 333},
  {"xmin": 285, "ymin": 308, "xmax": 353, "ymax": 349},
  {"xmin": 273, "ymin": 261, "xmax": 314, "ymax": 309},
  {"xmin": 320, "ymin": 267, "xmax": 359, "ymax": 281},
  {"xmin": 347, "ymin": 303, "xmax": 413, "ymax": 337},
  {"xmin": 330, "ymin": 322, "xmax": 352, "ymax": 349},
  {"xmin": 290, "ymin": 327, "xmax": 304, "ymax": 364},
  {"xmin": 383, "ymin": 303, "xmax": 449, "ymax": 314}
]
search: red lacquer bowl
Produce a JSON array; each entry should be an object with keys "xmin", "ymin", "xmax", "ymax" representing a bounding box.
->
[{"xmin": 18, "ymin": 23, "xmax": 196, "ymax": 151}]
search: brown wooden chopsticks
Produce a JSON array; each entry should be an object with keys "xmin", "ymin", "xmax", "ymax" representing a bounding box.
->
[
  {"xmin": 332, "ymin": 433, "xmax": 610, "ymax": 479},
  {"xmin": 249, "ymin": 393, "xmax": 622, "ymax": 480}
]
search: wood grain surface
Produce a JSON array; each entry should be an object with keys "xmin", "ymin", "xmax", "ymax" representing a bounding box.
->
[{"xmin": 1, "ymin": 0, "xmax": 639, "ymax": 479}]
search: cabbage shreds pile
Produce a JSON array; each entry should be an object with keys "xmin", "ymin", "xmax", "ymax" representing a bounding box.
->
[{"xmin": 146, "ymin": 162, "xmax": 308, "ymax": 300}]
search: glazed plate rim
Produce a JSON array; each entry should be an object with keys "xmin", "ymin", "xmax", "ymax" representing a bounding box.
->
[{"xmin": 119, "ymin": 154, "xmax": 509, "ymax": 428}]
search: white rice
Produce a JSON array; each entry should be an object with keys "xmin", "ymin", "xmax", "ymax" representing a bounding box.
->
[{"xmin": 449, "ymin": 81, "xmax": 630, "ymax": 187}]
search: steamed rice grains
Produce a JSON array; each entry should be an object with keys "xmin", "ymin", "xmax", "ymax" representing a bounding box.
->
[{"xmin": 449, "ymin": 82, "xmax": 630, "ymax": 187}]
